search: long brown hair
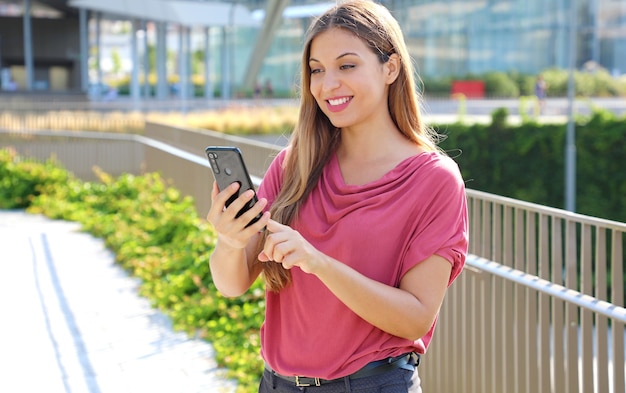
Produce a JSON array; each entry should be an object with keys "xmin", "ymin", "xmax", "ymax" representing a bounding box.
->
[{"xmin": 260, "ymin": 0, "xmax": 441, "ymax": 292}]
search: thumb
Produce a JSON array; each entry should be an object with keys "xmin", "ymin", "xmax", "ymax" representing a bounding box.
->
[{"xmin": 258, "ymin": 251, "xmax": 270, "ymax": 262}]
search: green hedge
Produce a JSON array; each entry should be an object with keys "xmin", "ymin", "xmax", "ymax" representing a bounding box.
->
[
  {"xmin": 421, "ymin": 68, "xmax": 626, "ymax": 97},
  {"xmin": 0, "ymin": 149, "xmax": 264, "ymax": 393},
  {"xmin": 437, "ymin": 109, "xmax": 626, "ymax": 223}
]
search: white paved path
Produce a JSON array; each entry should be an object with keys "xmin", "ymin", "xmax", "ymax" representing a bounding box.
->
[{"xmin": 0, "ymin": 210, "xmax": 237, "ymax": 393}]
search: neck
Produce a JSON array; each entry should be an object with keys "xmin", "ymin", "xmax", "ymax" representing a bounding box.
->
[{"xmin": 338, "ymin": 123, "xmax": 410, "ymax": 162}]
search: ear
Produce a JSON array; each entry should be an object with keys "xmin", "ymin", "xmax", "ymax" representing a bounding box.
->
[{"xmin": 384, "ymin": 53, "xmax": 401, "ymax": 85}]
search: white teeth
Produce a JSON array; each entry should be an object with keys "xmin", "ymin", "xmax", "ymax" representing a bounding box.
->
[{"xmin": 328, "ymin": 97, "xmax": 350, "ymax": 106}]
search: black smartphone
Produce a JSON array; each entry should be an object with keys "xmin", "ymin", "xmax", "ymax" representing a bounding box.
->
[{"xmin": 205, "ymin": 146, "xmax": 262, "ymax": 228}]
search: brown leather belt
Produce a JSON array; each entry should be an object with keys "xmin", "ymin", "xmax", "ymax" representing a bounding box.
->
[{"xmin": 265, "ymin": 352, "xmax": 420, "ymax": 387}]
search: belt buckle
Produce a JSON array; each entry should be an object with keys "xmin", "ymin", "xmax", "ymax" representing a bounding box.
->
[{"xmin": 295, "ymin": 376, "xmax": 321, "ymax": 387}]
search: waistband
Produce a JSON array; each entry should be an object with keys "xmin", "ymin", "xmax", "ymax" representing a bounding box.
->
[{"xmin": 264, "ymin": 352, "xmax": 420, "ymax": 387}]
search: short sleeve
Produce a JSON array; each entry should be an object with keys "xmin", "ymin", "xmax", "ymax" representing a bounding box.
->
[{"xmin": 401, "ymin": 156, "xmax": 469, "ymax": 285}]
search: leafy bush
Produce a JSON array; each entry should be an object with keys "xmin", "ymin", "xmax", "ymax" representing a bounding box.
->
[
  {"xmin": 509, "ymin": 71, "xmax": 537, "ymax": 96},
  {"xmin": 421, "ymin": 68, "xmax": 626, "ymax": 98},
  {"xmin": 437, "ymin": 108, "xmax": 626, "ymax": 223},
  {"xmin": 0, "ymin": 154, "xmax": 265, "ymax": 393},
  {"xmin": 589, "ymin": 69, "xmax": 625, "ymax": 97},
  {"xmin": 483, "ymin": 71, "xmax": 519, "ymax": 97},
  {"xmin": 420, "ymin": 75, "xmax": 453, "ymax": 95},
  {"xmin": 0, "ymin": 149, "xmax": 71, "ymax": 208}
]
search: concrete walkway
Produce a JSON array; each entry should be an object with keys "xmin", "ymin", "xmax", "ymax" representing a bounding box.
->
[{"xmin": 0, "ymin": 210, "xmax": 237, "ymax": 393}]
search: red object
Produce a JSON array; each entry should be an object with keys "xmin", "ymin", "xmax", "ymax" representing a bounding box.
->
[{"xmin": 451, "ymin": 80, "xmax": 485, "ymax": 98}]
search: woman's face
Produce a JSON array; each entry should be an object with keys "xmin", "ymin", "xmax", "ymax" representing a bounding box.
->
[{"xmin": 308, "ymin": 27, "xmax": 398, "ymax": 130}]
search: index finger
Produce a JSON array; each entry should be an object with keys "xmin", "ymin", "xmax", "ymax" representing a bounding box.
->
[{"xmin": 265, "ymin": 219, "xmax": 289, "ymax": 233}]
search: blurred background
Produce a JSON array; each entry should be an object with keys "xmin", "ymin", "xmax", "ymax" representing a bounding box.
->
[{"xmin": 0, "ymin": 0, "xmax": 625, "ymax": 101}]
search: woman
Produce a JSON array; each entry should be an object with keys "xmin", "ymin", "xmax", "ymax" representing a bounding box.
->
[{"xmin": 207, "ymin": 1, "xmax": 468, "ymax": 391}]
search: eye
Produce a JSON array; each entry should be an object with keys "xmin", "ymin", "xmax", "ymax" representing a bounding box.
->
[
  {"xmin": 310, "ymin": 68, "xmax": 323, "ymax": 75},
  {"xmin": 340, "ymin": 64, "xmax": 355, "ymax": 70}
]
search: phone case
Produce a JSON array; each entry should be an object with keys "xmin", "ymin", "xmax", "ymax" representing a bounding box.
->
[{"xmin": 205, "ymin": 146, "xmax": 262, "ymax": 227}]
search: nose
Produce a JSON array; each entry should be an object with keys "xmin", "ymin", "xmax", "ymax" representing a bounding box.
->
[{"xmin": 321, "ymin": 70, "xmax": 340, "ymax": 92}]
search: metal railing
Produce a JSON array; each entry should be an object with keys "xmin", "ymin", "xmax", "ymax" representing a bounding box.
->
[
  {"xmin": 1, "ymin": 123, "xmax": 624, "ymax": 393},
  {"xmin": 427, "ymin": 191, "xmax": 626, "ymax": 393}
]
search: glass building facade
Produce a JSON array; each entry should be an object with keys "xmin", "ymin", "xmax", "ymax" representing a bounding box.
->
[{"xmin": 232, "ymin": 0, "xmax": 626, "ymax": 93}]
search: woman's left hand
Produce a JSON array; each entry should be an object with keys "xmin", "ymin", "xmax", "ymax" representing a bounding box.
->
[{"xmin": 258, "ymin": 219, "xmax": 324, "ymax": 274}]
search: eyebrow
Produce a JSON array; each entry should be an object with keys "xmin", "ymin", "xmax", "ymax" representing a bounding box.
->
[{"xmin": 309, "ymin": 52, "xmax": 360, "ymax": 63}]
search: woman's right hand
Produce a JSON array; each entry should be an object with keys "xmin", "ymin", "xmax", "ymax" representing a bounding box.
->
[{"xmin": 207, "ymin": 181, "xmax": 269, "ymax": 250}]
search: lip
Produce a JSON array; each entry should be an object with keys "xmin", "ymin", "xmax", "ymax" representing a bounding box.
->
[{"xmin": 325, "ymin": 96, "xmax": 352, "ymax": 113}]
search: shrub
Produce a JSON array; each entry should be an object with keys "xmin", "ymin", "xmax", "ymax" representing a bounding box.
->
[
  {"xmin": 421, "ymin": 68, "xmax": 626, "ymax": 98},
  {"xmin": 420, "ymin": 75, "xmax": 453, "ymax": 95},
  {"xmin": 0, "ymin": 148, "xmax": 72, "ymax": 209},
  {"xmin": 540, "ymin": 68, "xmax": 570, "ymax": 96},
  {"xmin": 483, "ymin": 71, "xmax": 520, "ymax": 97},
  {"xmin": 437, "ymin": 108, "xmax": 626, "ymax": 223},
  {"xmin": 509, "ymin": 71, "xmax": 536, "ymax": 96},
  {"xmin": 1, "ymin": 155, "xmax": 265, "ymax": 393},
  {"xmin": 589, "ymin": 69, "xmax": 624, "ymax": 97}
]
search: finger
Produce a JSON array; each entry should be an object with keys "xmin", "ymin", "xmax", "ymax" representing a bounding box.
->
[
  {"xmin": 207, "ymin": 182, "xmax": 240, "ymax": 225},
  {"xmin": 242, "ymin": 210, "xmax": 270, "ymax": 237},
  {"xmin": 263, "ymin": 234, "xmax": 292, "ymax": 263},
  {"xmin": 212, "ymin": 181, "xmax": 240, "ymax": 209},
  {"xmin": 263, "ymin": 223, "xmax": 292, "ymax": 256},
  {"xmin": 224, "ymin": 189, "xmax": 257, "ymax": 219},
  {"xmin": 258, "ymin": 251, "xmax": 269, "ymax": 262},
  {"xmin": 272, "ymin": 251, "xmax": 284, "ymax": 263},
  {"xmin": 265, "ymin": 219, "xmax": 289, "ymax": 233},
  {"xmin": 210, "ymin": 181, "xmax": 219, "ymax": 199},
  {"xmin": 207, "ymin": 182, "xmax": 238, "ymax": 223},
  {"xmin": 258, "ymin": 250, "xmax": 291, "ymax": 269},
  {"xmin": 274, "ymin": 240, "xmax": 297, "ymax": 264},
  {"xmin": 239, "ymin": 198, "xmax": 267, "ymax": 227},
  {"xmin": 207, "ymin": 182, "xmax": 224, "ymax": 222}
]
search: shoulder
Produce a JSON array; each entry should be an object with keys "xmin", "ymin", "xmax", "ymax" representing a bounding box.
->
[
  {"xmin": 258, "ymin": 147, "xmax": 290, "ymax": 202},
  {"xmin": 409, "ymin": 152, "xmax": 466, "ymax": 202},
  {"xmin": 265, "ymin": 147, "xmax": 289, "ymax": 173},
  {"xmin": 273, "ymin": 147, "xmax": 290, "ymax": 166},
  {"xmin": 413, "ymin": 152, "xmax": 463, "ymax": 183}
]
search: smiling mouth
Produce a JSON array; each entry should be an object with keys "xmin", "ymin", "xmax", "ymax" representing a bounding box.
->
[{"xmin": 327, "ymin": 97, "xmax": 351, "ymax": 106}]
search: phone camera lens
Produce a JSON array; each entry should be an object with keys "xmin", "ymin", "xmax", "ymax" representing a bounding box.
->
[{"xmin": 209, "ymin": 156, "xmax": 220, "ymax": 174}]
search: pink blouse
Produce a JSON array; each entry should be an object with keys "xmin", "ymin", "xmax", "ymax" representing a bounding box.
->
[{"xmin": 256, "ymin": 148, "xmax": 468, "ymax": 379}]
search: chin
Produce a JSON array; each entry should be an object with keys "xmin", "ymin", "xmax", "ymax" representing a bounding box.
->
[{"xmin": 324, "ymin": 115, "xmax": 350, "ymax": 129}]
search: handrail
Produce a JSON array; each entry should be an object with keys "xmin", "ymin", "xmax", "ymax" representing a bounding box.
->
[
  {"xmin": 466, "ymin": 254, "xmax": 626, "ymax": 323},
  {"xmin": 0, "ymin": 128, "xmax": 264, "ymax": 185},
  {"xmin": 467, "ymin": 188, "xmax": 626, "ymax": 230},
  {"xmin": 135, "ymin": 134, "xmax": 265, "ymax": 185}
]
